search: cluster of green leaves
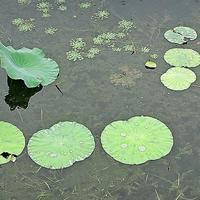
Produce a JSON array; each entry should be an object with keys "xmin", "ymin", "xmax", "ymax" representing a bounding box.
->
[
  {"xmin": 17, "ymin": 0, "xmax": 31, "ymax": 5},
  {"xmin": 56, "ymin": 0, "xmax": 67, "ymax": 11},
  {"xmin": 36, "ymin": 1, "xmax": 52, "ymax": 17},
  {"xmin": 45, "ymin": 27, "xmax": 58, "ymax": 35},
  {"xmin": 66, "ymin": 38, "xmax": 101, "ymax": 61},
  {"xmin": 12, "ymin": 18, "xmax": 35, "ymax": 32}
]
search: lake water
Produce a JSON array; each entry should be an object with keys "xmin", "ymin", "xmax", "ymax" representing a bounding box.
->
[{"xmin": 0, "ymin": 0, "xmax": 200, "ymax": 199}]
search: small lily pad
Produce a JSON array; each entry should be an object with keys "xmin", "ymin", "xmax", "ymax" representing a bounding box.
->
[
  {"xmin": 28, "ymin": 121, "xmax": 95, "ymax": 169},
  {"xmin": 161, "ymin": 67, "xmax": 196, "ymax": 91},
  {"xmin": 145, "ymin": 61, "xmax": 157, "ymax": 69},
  {"xmin": 101, "ymin": 116, "xmax": 173, "ymax": 165},
  {"xmin": 0, "ymin": 121, "xmax": 25, "ymax": 165},
  {"xmin": 164, "ymin": 48, "xmax": 200, "ymax": 68},
  {"xmin": 164, "ymin": 26, "xmax": 197, "ymax": 44}
]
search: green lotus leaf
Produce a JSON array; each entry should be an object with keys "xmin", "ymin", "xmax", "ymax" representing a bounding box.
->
[
  {"xmin": 28, "ymin": 121, "xmax": 95, "ymax": 169},
  {"xmin": 0, "ymin": 42, "xmax": 59, "ymax": 88},
  {"xmin": 164, "ymin": 48, "xmax": 200, "ymax": 68},
  {"xmin": 0, "ymin": 121, "xmax": 25, "ymax": 164},
  {"xmin": 161, "ymin": 67, "xmax": 196, "ymax": 91},
  {"xmin": 101, "ymin": 116, "xmax": 173, "ymax": 165},
  {"xmin": 164, "ymin": 26, "xmax": 197, "ymax": 44}
]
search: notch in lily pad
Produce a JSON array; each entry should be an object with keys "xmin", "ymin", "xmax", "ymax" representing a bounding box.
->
[
  {"xmin": 101, "ymin": 116, "xmax": 173, "ymax": 165},
  {"xmin": 0, "ymin": 121, "xmax": 25, "ymax": 165},
  {"xmin": 28, "ymin": 121, "xmax": 95, "ymax": 169},
  {"xmin": 164, "ymin": 26, "xmax": 197, "ymax": 44},
  {"xmin": 0, "ymin": 42, "xmax": 59, "ymax": 88}
]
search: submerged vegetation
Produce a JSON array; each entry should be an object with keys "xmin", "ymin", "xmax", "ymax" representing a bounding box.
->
[{"xmin": 110, "ymin": 66, "xmax": 142, "ymax": 88}]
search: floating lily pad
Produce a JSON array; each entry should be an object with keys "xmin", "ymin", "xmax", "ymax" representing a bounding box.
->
[
  {"xmin": 0, "ymin": 42, "xmax": 59, "ymax": 88},
  {"xmin": 0, "ymin": 121, "xmax": 25, "ymax": 165},
  {"xmin": 161, "ymin": 67, "xmax": 196, "ymax": 91},
  {"xmin": 164, "ymin": 48, "xmax": 200, "ymax": 68},
  {"xmin": 101, "ymin": 116, "xmax": 173, "ymax": 165},
  {"xmin": 28, "ymin": 121, "xmax": 95, "ymax": 169},
  {"xmin": 164, "ymin": 26, "xmax": 197, "ymax": 44},
  {"xmin": 145, "ymin": 61, "xmax": 157, "ymax": 69}
]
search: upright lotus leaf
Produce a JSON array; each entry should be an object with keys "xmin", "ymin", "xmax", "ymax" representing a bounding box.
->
[
  {"xmin": 164, "ymin": 48, "xmax": 200, "ymax": 68},
  {"xmin": 0, "ymin": 121, "xmax": 25, "ymax": 164},
  {"xmin": 101, "ymin": 116, "xmax": 173, "ymax": 165},
  {"xmin": 28, "ymin": 121, "xmax": 95, "ymax": 169},
  {"xmin": 164, "ymin": 26, "xmax": 197, "ymax": 44},
  {"xmin": 0, "ymin": 42, "xmax": 59, "ymax": 88},
  {"xmin": 161, "ymin": 67, "xmax": 196, "ymax": 91}
]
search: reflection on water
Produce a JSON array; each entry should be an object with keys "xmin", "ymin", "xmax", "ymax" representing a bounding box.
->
[{"xmin": 5, "ymin": 77, "xmax": 42, "ymax": 111}]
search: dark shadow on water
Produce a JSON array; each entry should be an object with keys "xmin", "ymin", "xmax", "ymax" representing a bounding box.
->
[{"xmin": 5, "ymin": 77, "xmax": 42, "ymax": 111}]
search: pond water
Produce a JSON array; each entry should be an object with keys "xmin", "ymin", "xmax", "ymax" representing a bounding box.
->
[{"xmin": 0, "ymin": 0, "xmax": 200, "ymax": 199}]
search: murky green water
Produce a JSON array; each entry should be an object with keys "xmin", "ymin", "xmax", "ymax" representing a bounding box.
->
[{"xmin": 0, "ymin": 0, "xmax": 200, "ymax": 199}]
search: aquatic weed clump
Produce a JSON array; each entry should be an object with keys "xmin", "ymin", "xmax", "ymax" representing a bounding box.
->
[
  {"xmin": 66, "ymin": 50, "xmax": 84, "ymax": 61},
  {"xmin": 79, "ymin": 2, "xmax": 92, "ymax": 9},
  {"xmin": 85, "ymin": 48, "xmax": 100, "ymax": 59},
  {"xmin": 45, "ymin": 27, "xmax": 58, "ymax": 35},
  {"xmin": 94, "ymin": 10, "xmax": 110, "ymax": 20},
  {"xmin": 17, "ymin": 0, "xmax": 31, "ymax": 5},
  {"xmin": 12, "ymin": 18, "xmax": 35, "ymax": 32},
  {"xmin": 118, "ymin": 19, "xmax": 136, "ymax": 32},
  {"xmin": 56, "ymin": 0, "xmax": 67, "ymax": 11},
  {"xmin": 36, "ymin": 1, "xmax": 52, "ymax": 17},
  {"xmin": 70, "ymin": 38, "xmax": 86, "ymax": 50}
]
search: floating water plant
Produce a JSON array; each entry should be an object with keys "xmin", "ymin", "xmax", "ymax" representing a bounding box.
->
[
  {"xmin": 66, "ymin": 50, "xmax": 84, "ymax": 61},
  {"xmin": 141, "ymin": 46, "xmax": 150, "ymax": 53},
  {"xmin": 164, "ymin": 26, "xmax": 197, "ymax": 44},
  {"xmin": 70, "ymin": 38, "xmax": 86, "ymax": 50},
  {"xmin": 123, "ymin": 44, "xmax": 134, "ymax": 52},
  {"xmin": 85, "ymin": 47, "xmax": 100, "ymax": 59},
  {"xmin": 93, "ymin": 32, "xmax": 117, "ymax": 45},
  {"xmin": 110, "ymin": 66, "xmax": 142, "ymax": 88},
  {"xmin": 45, "ymin": 27, "xmax": 58, "ymax": 35},
  {"xmin": 36, "ymin": 1, "xmax": 51, "ymax": 17},
  {"xmin": 94, "ymin": 10, "xmax": 110, "ymax": 20},
  {"xmin": 150, "ymin": 54, "xmax": 158, "ymax": 59},
  {"xmin": 56, "ymin": 0, "xmax": 67, "ymax": 11},
  {"xmin": 0, "ymin": 42, "xmax": 59, "ymax": 88},
  {"xmin": 0, "ymin": 121, "xmax": 25, "ymax": 165},
  {"xmin": 28, "ymin": 121, "xmax": 95, "ymax": 169},
  {"xmin": 12, "ymin": 18, "xmax": 34, "ymax": 32},
  {"xmin": 161, "ymin": 67, "xmax": 196, "ymax": 91},
  {"xmin": 118, "ymin": 20, "xmax": 135, "ymax": 32},
  {"xmin": 145, "ymin": 61, "xmax": 157, "ymax": 69},
  {"xmin": 79, "ymin": 2, "xmax": 91, "ymax": 9},
  {"xmin": 164, "ymin": 48, "xmax": 200, "ymax": 68},
  {"xmin": 101, "ymin": 116, "xmax": 173, "ymax": 165},
  {"xmin": 18, "ymin": 0, "xmax": 31, "ymax": 5}
]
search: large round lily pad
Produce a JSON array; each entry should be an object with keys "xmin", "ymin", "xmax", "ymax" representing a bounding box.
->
[
  {"xmin": 28, "ymin": 121, "xmax": 95, "ymax": 169},
  {"xmin": 164, "ymin": 48, "xmax": 200, "ymax": 68},
  {"xmin": 101, "ymin": 116, "xmax": 173, "ymax": 165},
  {"xmin": 0, "ymin": 121, "xmax": 25, "ymax": 164},
  {"xmin": 164, "ymin": 26, "xmax": 197, "ymax": 44},
  {"xmin": 161, "ymin": 67, "xmax": 196, "ymax": 91},
  {"xmin": 0, "ymin": 42, "xmax": 59, "ymax": 88}
]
